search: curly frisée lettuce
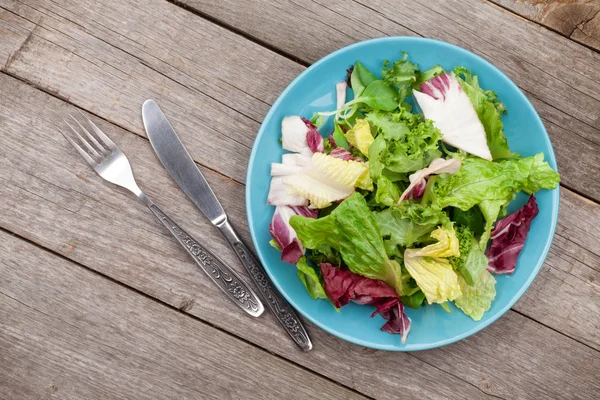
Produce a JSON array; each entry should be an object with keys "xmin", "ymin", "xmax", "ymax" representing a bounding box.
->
[{"xmin": 266, "ymin": 51, "xmax": 560, "ymax": 343}]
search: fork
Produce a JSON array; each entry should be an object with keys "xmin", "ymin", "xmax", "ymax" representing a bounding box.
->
[{"xmin": 61, "ymin": 112, "xmax": 264, "ymax": 317}]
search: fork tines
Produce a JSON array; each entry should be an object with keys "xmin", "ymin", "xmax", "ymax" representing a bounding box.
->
[{"xmin": 60, "ymin": 111, "xmax": 116, "ymax": 167}]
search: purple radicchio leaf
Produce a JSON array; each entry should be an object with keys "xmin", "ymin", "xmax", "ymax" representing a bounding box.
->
[
  {"xmin": 486, "ymin": 195, "xmax": 539, "ymax": 274},
  {"xmin": 320, "ymin": 263, "xmax": 411, "ymax": 343},
  {"xmin": 269, "ymin": 205, "xmax": 317, "ymax": 264},
  {"xmin": 301, "ymin": 118, "xmax": 324, "ymax": 153}
]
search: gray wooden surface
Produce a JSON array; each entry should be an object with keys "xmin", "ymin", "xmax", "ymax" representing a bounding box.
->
[{"xmin": 0, "ymin": 0, "xmax": 599, "ymax": 398}]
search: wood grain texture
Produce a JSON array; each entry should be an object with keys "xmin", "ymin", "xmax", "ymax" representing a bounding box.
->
[
  {"xmin": 1, "ymin": 71, "xmax": 599, "ymax": 399},
  {"xmin": 0, "ymin": 72, "xmax": 495, "ymax": 400},
  {"xmin": 492, "ymin": 0, "xmax": 600, "ymax": 50},
  {"xmin": 0, "ymin": 231, "xmax": 365, "ymax": 400},
  {"xmin": 2, "ymin": 0, "xmax": 600, "ymax": 202}
]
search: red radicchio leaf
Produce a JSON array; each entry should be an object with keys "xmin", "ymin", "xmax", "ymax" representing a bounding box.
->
[
  {"xmin": 420, "ymin": 72, "xmax": 455, "ymax": 100},
  {"xmin": 486, "ymin": 195, "xmax": 539, "ymax": 274},
  {"xmin": 320, "ymin": 263, "xmax": 411, "ymax": 343},
  {"xmin": 405, "ymin": 179, "xmax": 427, "ymax": 200},
  {"xmin": 269, "ymin": 206, "xmax": 317, "ymax": 264},
  {"xmin": 301, "ymin": 118, "xmax": 324, "ymax": 153},
  {"xmin": 329, "ymin": 147, "xmax": 355, "ymax": 161}
]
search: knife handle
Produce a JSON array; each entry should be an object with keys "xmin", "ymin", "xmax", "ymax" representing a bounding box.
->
[
  {"xmin": 217, "ymin": 219, "xmax": 313, "ymax": 351},
  {"xmin": 145, "ymin": 200, "xmax": 264, "ymax": 317}
]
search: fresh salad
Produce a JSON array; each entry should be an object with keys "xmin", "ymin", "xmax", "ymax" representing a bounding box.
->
[{"xmin": 266, "ymin": 53, "xmax": 560, "ymax": 343}]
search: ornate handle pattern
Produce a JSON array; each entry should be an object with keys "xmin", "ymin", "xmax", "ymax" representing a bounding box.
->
[
  {"xmin": 148, "ymin": 203, "xmax": 264, "ymax": 317},
  {"xmin": 218, "ymin": 220, "xmax": 312, "ymax": 351}
]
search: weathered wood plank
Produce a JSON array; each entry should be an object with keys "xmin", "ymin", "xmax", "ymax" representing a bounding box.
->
[
  {"xmin": 2, "ymin": 0, "xmax": 600, "ymax": 202},
  {"xmin": 0, "ymin": 231, "xmax": 365, "ymax": 400},
  {"xmin": 0, "ymin": 71, "xmax": 497, "ymax": 400},
  {"xmin": 492, "ymin": 0, "xmax": 600, "ymax": 51},
  {"xmin": 1, "ymin": 71, "xmax": 600, "ymax": 399}
]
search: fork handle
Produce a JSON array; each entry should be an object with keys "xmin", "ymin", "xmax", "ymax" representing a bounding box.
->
[
  {"xmin": 144, "ymin": 200, "xmax": 264, "ymax": 317},
  {"xmin": 217, "ymin": 219, "xmax": 312, "ymax": 351}
]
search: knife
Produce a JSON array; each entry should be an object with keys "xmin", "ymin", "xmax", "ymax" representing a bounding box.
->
[{"xmin": 142, "ymin": 100, "xmax": 312, "ymax": 351}]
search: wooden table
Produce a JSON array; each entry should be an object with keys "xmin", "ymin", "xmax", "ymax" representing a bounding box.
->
[{"xmin": 1, "ymin": 0, "xmax": 599, "ymax": 398}]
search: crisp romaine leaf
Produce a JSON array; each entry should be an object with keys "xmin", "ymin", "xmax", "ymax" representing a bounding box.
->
[
  {"xmin": 351, "ymin": 61, "xmax": 377, "ymax": 98},
  {"xmin": 430, "ymin": 154, "xmax": 557, "ymax": 247},
  {"xmin": 432, "ymin": 155, "xmax": 558, "ymax": 211},
  {"xmin": 486, "ymin": 195, "xmax": 539, "ymax": 274},
  {"xmin": 311, "ymin": 152, "xmax": 372, "ymax": 190},
  {"xmin": 296, "ymin": 257, "xmax": 328, "ymax": 300},
  {"xmin": 366, "ymin": 110, "xmax": 442, "ymax": 174},
  {"xmin": 454, "ymin": 67, "xmax": 514, "ymax": 160},
  {"xmin": 344, "ymin": 119, "xmax": 374, "ymax": 156},
  {"xmin": 281, "ymin": 152, "xmax": 374, "ymax": 208},
  {"xmin": 449, "ymin": 226, "xmax": 489, "ymax": 285},
  {"xmin": 413, "ymin": 73, "xmax": 492, "ymax": 160},
  {"xmin": 403, "ymin": 227, "xmax": 462, "ymax": 304},
  {"xmin": 478, "ymin": 199, "xmax": 507, "ymax": 247},
  {"xmin": 522, "ymin": 153, "xmax": 561, "ymax": 194},
  {"xmin": 454, "ymin": 270, "xmax": 496, "ymax": 321},
  {"xmin": 290, "ymin": 193, "xmax": 405, "ymax": 296}
]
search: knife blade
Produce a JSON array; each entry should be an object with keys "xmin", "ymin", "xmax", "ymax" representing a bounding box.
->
[{"xmin": 142, "ymin": 99, "xmax": 312, "ymax": 351}]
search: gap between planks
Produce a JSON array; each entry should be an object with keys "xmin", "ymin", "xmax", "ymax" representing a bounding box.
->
[
  {"xmin": 0, "ymin": 65, "xmax": 598, "ymax": 354},
  {"xmin": 0, "ymin": 222, "xmax": 373, "ymax": 400},
  {"xmin": 487, "ymin": 0, "xmax": 600, "ymax": 55},
  {"xmin": 0, "ymin": 69, "xmax": 248, "ymax": 187}
]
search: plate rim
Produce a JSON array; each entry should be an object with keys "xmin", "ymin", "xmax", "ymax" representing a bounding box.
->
[{"xmin": 245, "ymin": 36, "xmax": 560, "ymax": 351}]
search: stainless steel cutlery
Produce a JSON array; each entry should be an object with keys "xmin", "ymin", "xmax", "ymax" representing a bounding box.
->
[
  {"xmin": 61, "ymin": 112, "xmax": 264, "ymax": 318},
  {"xmin": 142, "ymin": 100, "xmax": 312, "ymax": 351}
]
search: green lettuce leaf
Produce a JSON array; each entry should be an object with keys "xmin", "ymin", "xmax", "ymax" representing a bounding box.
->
[
  {"xmin": 306, "ymin": 245, "xmax": 341, "ymax": 266},
  {"xmin": 454, "ymin": 67, "xmax": 514, "ymax": 160},
  {"xmin": 430, "ymin": 154, "xmax": 558, "ymax": 247},
  {"xmin": 401, "ymin": 290, "xmax": 426, "ymax": 309},
  {"xmin": 432, "ymin": 154, "xmax": 558, "ymax": 210},
  {"xmin": 403, "ymin": 227, "xmax": 463, "ymax": 304},
  {"xmin": 382, "ymin": 53, "xmax": 419, "ymax": 102},
  {"xmin": 454, "ymin": 270, "xmax": 496, "ymax": 321},
  {"xmin": 351, "ymin": 61, "xmax": 377, "ymax": 98},
  {"xmin": 415, "ymin": 65, "xmax": 444, "ymax": 86},
  {"xmin": 522, "ymin": 153, "xmax": 562, "ymax": 194},
  {"xmin": 290, "ymin": 193, "xmax": 404, "ymax": 295},
  {"xmin": 296, "ymin": 257, "xmax": 328, "ymax": 300},
  {"xmin": 366, "ymin": 110, "xmax": 442, "ymax": 174},
  {"xmin": 449, "ymin": 226, "xmax": 488, "ymax": 285},
  {"xmin": 374, "ymin": 176, "xmax": 401, "ymax": 207},
  {"xmin": 450, "ymin": 207, "xmax": 485, "ymax": 237},
  {"xmin": 374, "ymin": 202, "xmax": 447, "ymax": 256}
]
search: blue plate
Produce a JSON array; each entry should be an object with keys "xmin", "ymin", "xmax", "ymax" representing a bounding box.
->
[{"xmin": 246, "ymin": 37, "xmax": 559, "ymax": 351}]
